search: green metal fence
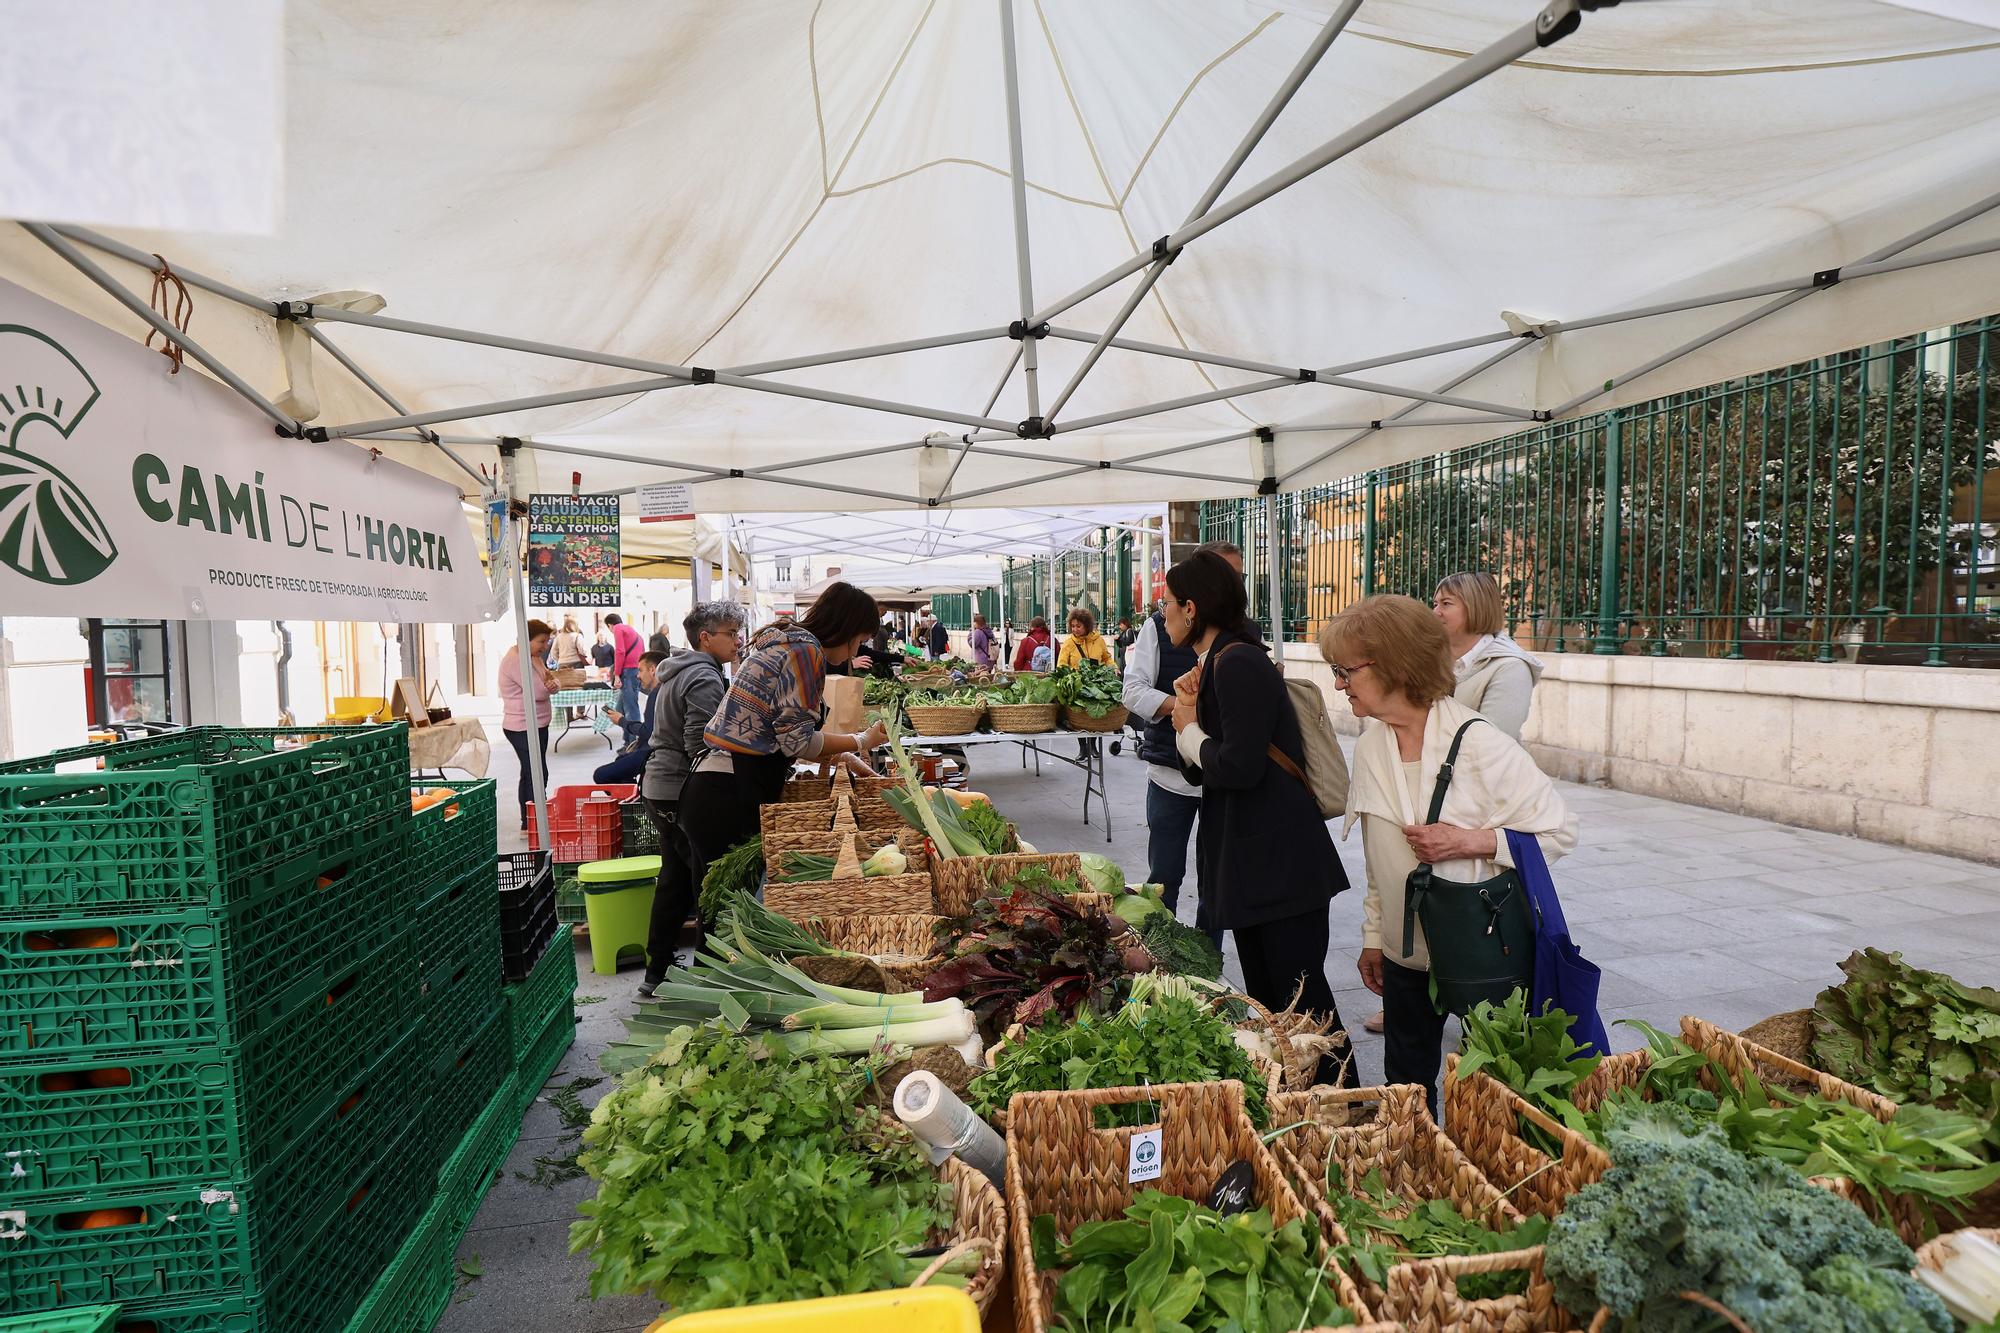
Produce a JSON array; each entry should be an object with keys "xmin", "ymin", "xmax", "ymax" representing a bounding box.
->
[
  {"xmin": 1005, "ymin": 530, "xmax": 1140, "ymax": 632},
  {"xmin": 930, "ymin": 589, "xmax": 1001, "ymax": 631},
  {"xmin": 1200, "ymin": 315, "xmax": 2000, "ymax": 666}
]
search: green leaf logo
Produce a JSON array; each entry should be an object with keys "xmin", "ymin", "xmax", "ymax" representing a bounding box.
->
[{"xmin": 0, "ymin": 327, "xmax": 117, "ymax": 586}]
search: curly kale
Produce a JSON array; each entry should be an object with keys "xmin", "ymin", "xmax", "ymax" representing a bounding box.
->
[
  {"xmin": 1545, "ymin": 1102, "xmax": 1950, "ymax": 1333},
  {"xmin": 1136, "ymin": 912, "xmax": 1225, "ymax": 981}
]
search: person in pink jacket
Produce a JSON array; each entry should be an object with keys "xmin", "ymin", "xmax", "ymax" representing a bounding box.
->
[
  {"xmin": 498, "ymin": 619, "xmax": 555, "ymax": 829},
  {"xmin": 606, "ymin": 613, "xmax": 646, "ymax": 744}
]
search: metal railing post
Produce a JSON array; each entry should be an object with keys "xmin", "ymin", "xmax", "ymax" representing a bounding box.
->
[
  {"xmin": 1594, "ymin": 412, "xmax": 1626, "ymax": 655},
  {"xmin": 1361, "ymin": 471, "xmax": 1379, "ymax": 597}
]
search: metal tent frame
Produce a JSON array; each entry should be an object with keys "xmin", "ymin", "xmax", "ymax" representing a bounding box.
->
[{"xmin": 26, "ymin": 0, "xmax": 2000, "ymax": 523}]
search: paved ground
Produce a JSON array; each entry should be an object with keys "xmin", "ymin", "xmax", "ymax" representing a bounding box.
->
[{"xmin": 437, "ymin": 719, "xmax": 2000, "ymax": 1331}]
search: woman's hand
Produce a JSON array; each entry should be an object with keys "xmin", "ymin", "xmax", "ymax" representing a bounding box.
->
[
  {"xmin": 1401, "ymin": 823, "xmax": 1498, "ymax": 863},
  {"xmin": 1358, "ymin": 948, "xmax": 1385, "ymax": 996},
  {"xmin": 1170, "ymin": 690, "xmax": 1198, "ymax": 733},
  {"xmin": 859, "ymin": 719, "xmax": 889, "ymax": 751},
  {"xmin": 839, "ymin": 751, "xmax": 878, "ymax": 779}
]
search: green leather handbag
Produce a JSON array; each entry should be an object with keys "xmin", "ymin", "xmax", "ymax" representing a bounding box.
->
[{"xmin": 1401, "ymin": 719, "xmax": 1535, "ymax": 1015}]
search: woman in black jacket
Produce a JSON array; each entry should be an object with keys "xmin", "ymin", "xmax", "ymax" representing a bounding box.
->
[{"xmin": 1167, "ymin": 550, "xmax": 1356, "ymax": 1083}]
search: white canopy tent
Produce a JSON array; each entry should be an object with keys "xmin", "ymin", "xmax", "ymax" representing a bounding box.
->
[
  {"xmin": 735, "ymin": 506, "xmax": 1162, "ymax": 567},
  {"xmin": 7, "ymin": 0, "xmax": 2000, "ymax": 520}
]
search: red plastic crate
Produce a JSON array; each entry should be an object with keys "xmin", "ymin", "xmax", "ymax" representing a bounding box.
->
[{"xmin": 523, "ymin": 784, "xmax": 634, "ymax": 863}]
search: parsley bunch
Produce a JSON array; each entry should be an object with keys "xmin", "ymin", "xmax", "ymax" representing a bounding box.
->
[{"xmin": 569, "ymin": 1024, "xmax": 955, "ymax": 1311}]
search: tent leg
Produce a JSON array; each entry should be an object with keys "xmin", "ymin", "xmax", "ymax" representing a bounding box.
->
[
  {"xmin": 503, "ymin": 449, "xmax": 551, "ymax": 851},
  {"xmin": 997, "ymin": 0, "xmax": 1041, "ymax": 419},
  {"xmin": 1265, "ymin": 491, "xmax": 1285, "ymax": 664}
]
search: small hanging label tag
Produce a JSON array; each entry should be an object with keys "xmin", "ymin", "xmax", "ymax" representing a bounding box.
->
[
  {"xmin": 1208, "ymin": 1161, "xmax": 1257, "ymax": 1216},
  {"xmin": 1126, "ymin": 1128, "xmax": 1163, "ymax": 1184}
]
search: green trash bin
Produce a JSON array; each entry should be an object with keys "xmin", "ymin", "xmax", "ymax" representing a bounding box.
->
[{"xmin": 578, "ymin": 855, "xmax": 660, "ymax": 975}]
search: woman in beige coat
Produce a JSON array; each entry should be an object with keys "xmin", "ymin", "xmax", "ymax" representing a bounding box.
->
[
  {"xmin": 1322, "ymin": 594, "xmax": 1576, "ymax": 1108},
  {"xmin": 1434, "ymin": 571, "xmax": 1542, "ymax": 740}
]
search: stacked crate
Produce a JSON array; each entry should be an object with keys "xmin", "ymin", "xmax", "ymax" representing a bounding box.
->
[
  {"xmin": 0, "ymin": 726, "xmax": 508, "ymax": 1333},
  {"xmin": 529, "ymin": 783, "xmax": 635, "ymax": 926}
]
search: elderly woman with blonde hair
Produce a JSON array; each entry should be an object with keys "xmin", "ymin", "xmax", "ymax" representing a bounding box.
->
[{"xmin": 1320, "ymin": 594, "xmax": 1576, "ymax": 1109}]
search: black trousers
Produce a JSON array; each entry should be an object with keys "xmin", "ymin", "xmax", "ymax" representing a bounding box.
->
[
  {"xmin": 676, "ymin": 765, "xmax": 769, "ymax": 892},
  {"xmin": 502, "ymin": 727, "xmax": 549, "ymax": 826},
  {"xmin": 1381, "ymin": 957, "xmax": 1450, "ymax": 1115},
  {"xmin": 643, "ymin": 797, "xmax": 698, "ymax": 982},
  {"xmin": 1232, "ymin": 907, "xmax": 1358, "ymax": 1088}
]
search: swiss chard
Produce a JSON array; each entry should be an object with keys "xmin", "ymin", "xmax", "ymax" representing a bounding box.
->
[{"xmin": 925, "ymin": 886, "xmax": 1126, "ymax": 1029}]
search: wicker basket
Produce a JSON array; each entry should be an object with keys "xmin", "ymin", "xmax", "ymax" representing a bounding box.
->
[
  {"xmin": 1738, "ymin": 1007, "xmax": 1815, "ymax": 1064},
  {"xmin": 777, "ymin": 775, "xmax": 830, "ymax": 803},
  {"xmin": 932, "ymin": 852, "xmax": 1083, "ymax": 916},
  {"xmin": 905, "ymin": 702, "xmax": 985, "ymax": 736},
  {"xmin": 1916, "ymin": 1226, "xmax": 2000, "ymax": 1292},
  {"xmin": 985, "ymin": 702, "xmax": 1059, "ymax": 733},
  {"xmin": 763, "ymin": 833, "xmax": 935, "ymax": 918},
  {"xmin": 765, "ymin": 833, "xmax": 930, "ymax": 880},
  {"xmin": 1269, "ymin": 1085, "xmax": 1568, "ymax": 1333},
  {"xmin": 1060, "ymin": 704, "xmax": 1129, "ymax": 733},
  {"xmin": 799, "ymin": 912, "xmax": 947, "ymax": 991},
  {"xmin": 1005, "ymin": 1080, "xmax": 1377, "ymax": 1333},
  {"xmin": 759, "ymin": 798, "xmax": 835, "ymax": 838},
  {"xmin": 1441, "ymin": 1049, "xmax": 1648, "ymax": 1220},
  {"xmin": 927, "ymin": 1156, "xmax": 1009, "ymax": 1315}
]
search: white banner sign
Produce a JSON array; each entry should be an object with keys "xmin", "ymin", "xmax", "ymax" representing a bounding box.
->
[
  {"xmin": 636, "ymin": 480, "xmax": 695, "ymax": 523},
  {"xmin": 0, "ymin": 279, "xmax": 498, "ymax": 623}
]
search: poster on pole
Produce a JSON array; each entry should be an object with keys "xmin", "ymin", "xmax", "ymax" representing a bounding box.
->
[
  {"xmin": 635, "ymin": 481, "xmax": 695, "ymax": 523},
  {"xmin": 0, "ymin": 278, "xmax": 497, "ymax": 623},
  {"xmin": 527, "ymin": 494, "xmax": 621, "ymax": 607}
]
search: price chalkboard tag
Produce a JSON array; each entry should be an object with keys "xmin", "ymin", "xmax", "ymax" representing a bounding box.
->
[
  {"xmin": 1126, "ymin": 1128, "xmax": 1163, "ymax": 1184},
  {"xmin": 1208, "ymin": 1160, "xmax": 1256, "ymax": 1216}
]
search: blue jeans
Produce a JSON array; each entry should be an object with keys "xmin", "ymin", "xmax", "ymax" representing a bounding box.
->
[
  {"xmin": 1144, "ymin": 780, "xmax": 1223, "ymax": 948},
  {"xmin": 617, "ymin": 667, "xmax": 642, "ymax": 743}
]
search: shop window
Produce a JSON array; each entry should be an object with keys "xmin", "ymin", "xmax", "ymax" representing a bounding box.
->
[{"xmin": 85, "ymin": 619, "xmax": 179, "ymax": 726}]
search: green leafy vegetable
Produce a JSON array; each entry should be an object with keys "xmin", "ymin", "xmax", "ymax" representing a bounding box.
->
[
  {"xmin": 925, "ymin": 886, "xmax": 1128, "ymax": 1029},
  {"xmin": 1543, "ymin": 1101, "xmax": 1950, "ymax": 1332},
  {"xmin": 1457, "ymin": 990, "xmax": 1604, "ymax": 1156},
  {"xmin": 1030, "ymin": 1190, "xmax": 1353, "ymax": 1332},
  {"xmin": 1136, "ymin": 913, "xmax": 1226, "ymax": 982},
  {"xmin": 955, "ymin": 797, "xmax": 1016, "ymax": 855},
  {"xmin": 1811, "ymin": 948, "xmax": 2000, "ymax": 1129},
  {"xmin": 698, "ymin": 834, "xmax": 764, "ymax": 924},
  {"xmin": 1330, "ymin": 1167, "xmax": 1549, "ymax": 1300},
  {"xmin": 1050, "ymin": 662, "xmax": 1125, "ymax": 717},
  {"xmin": 971, "ymin": 992, "xmax": 1270, "ymax": 1128},
  {"xmin": 571, "ymin": 1024, "xmax": 962, "ymax": 1311}
]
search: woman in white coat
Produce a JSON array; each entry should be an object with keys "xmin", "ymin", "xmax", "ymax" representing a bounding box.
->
[
  {"xmin": 1321, "ymin": 595, "xmax": 1577, "ymax": 1108},
  {"xmin": 1434, "ymin": 571, "xmax": 1542, "ymax": 740}
]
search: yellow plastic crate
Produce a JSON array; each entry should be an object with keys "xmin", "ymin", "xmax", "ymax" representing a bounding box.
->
[{"xmin": 647, "ymin": 1288, "xmax": 979, "ymax": 1333}]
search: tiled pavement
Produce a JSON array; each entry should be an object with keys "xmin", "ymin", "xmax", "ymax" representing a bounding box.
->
[{"xmin": 438, "ymin": 723, "xmax": 2000, "ymax": 1331}]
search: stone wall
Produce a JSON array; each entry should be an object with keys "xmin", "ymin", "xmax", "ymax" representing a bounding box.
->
[{"xmin": 1281, "ymin": 649, "xmax": 2000, "ymax": 865}]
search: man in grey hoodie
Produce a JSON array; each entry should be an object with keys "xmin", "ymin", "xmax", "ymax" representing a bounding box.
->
[{"xmin": 639, "ymin": 600, "xmax": 744, "ymax": 993}]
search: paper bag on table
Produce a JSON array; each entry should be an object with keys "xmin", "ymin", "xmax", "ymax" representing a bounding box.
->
[{"xmin": 824, "ymin": 673, "xmax": 868, "ymax": 733}]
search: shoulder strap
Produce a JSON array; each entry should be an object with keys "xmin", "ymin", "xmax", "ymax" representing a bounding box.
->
[
  {"xmin": 1212, "ymin": 641, "xmax": 1311, "ymax": 790},
  {"xmin": 1424, "ymin": 719, "xmax": 1484, "ymax": 825}
]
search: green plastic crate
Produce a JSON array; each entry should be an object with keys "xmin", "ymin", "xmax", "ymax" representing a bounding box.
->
[
  {"xmin": 415, "ymin": 864, "xmax": 502, "ymax": 1000},
  {"xmin": 256, "ymin": 1117, "xmax": 436, "ymax": 1333},
  {"xmin": 512, "ymin": 1001, "xmax": 576, "ymax": 1120},
  {"xmin": 86, "ymin": 1300, "xmax": 258, "ymax": 1333},
  {"xmin": 425, "ymin": 1008, "xmax": 510, "ymax": 1165},
  {"xmin": 553, "ymin": 865, "xmax": 585, "ymax": 925},
  {"xmin": 0, "ymin": 821, "xmax": 402, "ymax": 1062},
  {"xmin": 405, "ymin": 780, "xmax": 497, "ymax": 897},
  {"xmin": 436, "ymin": 1074, "xmax": 521, "ymax": 1242},
  {"xmin": 0, "ymin": 1181, "xmax": 255, "ymax": 1313},
  {"xmin": 0, "ymin": 1306, "xmax": 121, "ymax": 1333},
  {"xmin": 341, "ymin": 1204, "xmax": 450, "ymax": 1333},
  {"xmin": 0, "ymin": 726, "xmax": 410, "ymax": 915},
  {"xmin": 504, "ymin": 925, "xmax": 576, "ymax": 1063}
]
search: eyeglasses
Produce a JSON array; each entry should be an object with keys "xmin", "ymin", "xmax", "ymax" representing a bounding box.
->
[{"xmin": 1328, "ymin": 660, "xmax": 1375, "ymax": 685}]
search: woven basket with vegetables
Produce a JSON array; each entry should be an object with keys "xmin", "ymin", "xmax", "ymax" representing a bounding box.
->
[
  {"xmin": 1006, "ymin": 1079, "xmax": 1377, "ymax": 1333},
  {"xmin": 764, "ymin": 833, "xmax": 934, "ymax": 918},
  {"xmin": 764, "ymin": 832, "xmax": 930, "ymax": 880},
  {"xmin": 1051, "ymin": 661, "xmax": 1128, "ymax": 732},
  {"xmin": 985, "ymin": 702, "xmax": 1059, "ymax": 733},
  {"xmin": 903, "ymin": 687, "xmax": 985, "ymax": 736},
  {"xmin": 933, "ymin": 852, "xmax": 1082, "ymax": 917},
  {"xmin": 1268, "ymin": 1084, "xmax": 1564, "ymax": 1333},
  {"xmin": 777, "ymin": 775, "xmax": 830, "ymax": 803},
  {"xmin": 1060, "ymin": 703, "xmax": 1129, "ymax": 733},
  {"xmin": 797, "ymin": 913, "xmax": 948, "ymax": 992}
]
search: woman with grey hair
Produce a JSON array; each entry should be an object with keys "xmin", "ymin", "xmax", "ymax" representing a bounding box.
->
[{"xmin": 640, "ymin": 600, "xmax": 745, "ymax": 990}]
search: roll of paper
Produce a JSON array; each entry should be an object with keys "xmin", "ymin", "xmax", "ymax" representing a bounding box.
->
[{"xmin": 893, "ymin": 1070, "xmax": 1007, "ymax": 1189}]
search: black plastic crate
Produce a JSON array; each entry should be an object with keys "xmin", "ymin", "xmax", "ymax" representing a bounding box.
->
[{"xmin": 495, "ymin": 850, "xmax": 557, "ymax": 980}]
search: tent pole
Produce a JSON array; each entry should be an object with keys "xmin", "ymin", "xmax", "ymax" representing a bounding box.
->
[
  {"xmin": 1280, "ymin": 336, "xmax": 1534, "ymax": 484},
  {"xmin": 936, "ymin": 348, "xmax": 1028, "ymax": 499},
  {"xmin": 1043, "ymin": 328, "xmax": 1535, "ymax": 418},
  {"xmin": 23, "ymin": 222, "xmax": 300, "ymax": 434},
  {"xmin": 997, "ymin": 0, "xmax": 1042, "ymax": 419},
  {"xmin": 501, "ymin": 447, "xmax": 551, "ymax": 851},
  {"xmin": 1043, "ymin": 0, "xmax": 1364, "ymax": 422},
  {"xmin": 1030, "ymin": 4, "xmax": 1575, "ymax": 329},
  {"xmin": 49, "ymin": 222, "xmax": 281, "ymax": 313},
  {"xmin": 317, "ymin": 375, "xmax": 686, "ymax": 440},
  {"xmin": 1266, "ymin": 492, "xmax": 1285, "ymax": 660},
  {"xmin": 1554, "ymin": 186, "xmax": 2000, "ymax": 418},
  {"xmin": 519, "ymin": 440, "xmax": 928, "ymax": 506},
  {"xmin": 1053, "ymin": 377, "xmax": 1297, "ymax": 434},
  {"xmin": 300, "ymin": 322, "xmax": 483, "ymax": 485}
]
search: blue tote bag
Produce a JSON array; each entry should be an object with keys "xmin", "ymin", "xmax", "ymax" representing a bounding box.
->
[{"xmin": 1505, "ymin": 828, "xmax": 1610, "ymax": 1056}]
